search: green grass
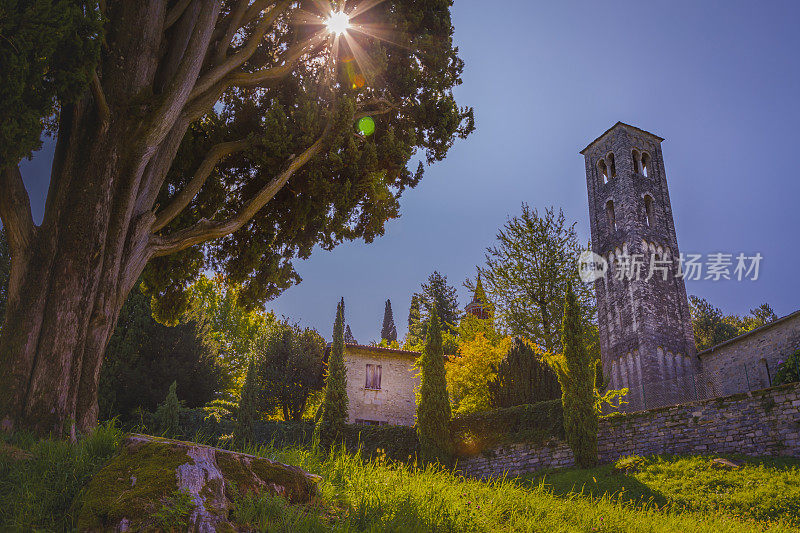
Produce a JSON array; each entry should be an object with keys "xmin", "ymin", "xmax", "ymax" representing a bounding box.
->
[
  {"xmin": 0, "ymin": 422, "xmax": 121, "ymax": 531},
  {"xmin": 2, "ymin": 427, "xmax": 799, "ymax": 532},
  {"xmin": 522, "ymin": 454, "xmax": 800, "ymax": 528}
]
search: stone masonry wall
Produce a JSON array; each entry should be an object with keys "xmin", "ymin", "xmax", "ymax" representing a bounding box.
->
[
  {"xmin": 344, "ymin": 346, "xmax": 419, "ymax": 427},
  {"xmin": 699, "ymin": 311, "xmax": 800, "ymax": 397},
  {"xmin": 459, "ymin": 382, "xmax": 800, "ymax": 479}
]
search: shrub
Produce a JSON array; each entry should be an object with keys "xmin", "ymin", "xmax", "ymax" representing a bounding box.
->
[
  {"xmin": 450, "ymin": 400, "xmax": 564, "ymax": 457},
  {"xmin": 488, "ymin": 338, "xmax": 561, "ymax": 408},
  {"xmin": 236, "ymin": 358, "xmax": 259, "ymax": 443},
  {"xmin": 774, "ymin": 348, "xmax": 800, "ymax": 386},
  {"xmin": 342, "ymin": 424, "xmax": 420, "ymax": 462},
  {"xmin": 153, "ymin": 381, "xmax": 181, "ymax": 437}
]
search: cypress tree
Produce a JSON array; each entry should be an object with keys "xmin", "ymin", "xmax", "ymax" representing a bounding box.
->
[
  {"xmin": 344, "ymin": 324, "xmax": 357, "ymax": 345},
  {"xmin": 154, "ymin": 381, "xmax": 181, "ymax": 437},
  {"xmin": 315, "ymin": 299, "xmax": 349, "ymax": 444},
  {"xmin": 555, "ymin": 281, "xmax": 598, "ymax": 467},
  {"xmin": 381, "ymin": 299, "xmax": 398, "ymax": 342},
  {"xmin": 488, "ymin": 338, "xmax": 561, "ymax": 408},
  {"xmin": 236, "ymin": 357, "xmax": 259, "ymax": 443},
  {"xmin": 406, "ymin": 294, "xmax": 423, "ymax": 345},
  {"xmin": 415, "ymin": 305, "xmax": 452, "ymax": 464}
]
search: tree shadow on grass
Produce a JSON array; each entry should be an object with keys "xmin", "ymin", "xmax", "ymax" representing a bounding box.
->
[{"xmin": 517, "ymin": 463, "xmax": 671, "ymax": 510}]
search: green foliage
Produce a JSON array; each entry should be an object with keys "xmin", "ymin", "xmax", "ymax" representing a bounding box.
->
[
  {"xmin": 154, "ymin": 381, "xmax": 181, "ymax": 437},
  {"xmin": 488, "ymin": 338, "xmax": 561, "ymax": 408},
  {"xmin": 0, "ymin": 0, "xmax": 102, "ymax": 164},
  {"xmin": 253, "ymin": 320, "xmax": 325, "ymax": 421},
  {"xmin": 408, "ymin": 271, "xmax": 462, "ymax": 341},
  {"xmin": 315, "ymin": 299, "xmax": 349, "ymax": 444},
  {"xmin": 153, "ymin": 489, "xmax": 194, "ymax": 531},
  {"xmin": 415, "ymin": 305, "xmax": 452, "ymax": 464},
  {"xmin": 381, "ymin": 299, "xmax": 397, "ymax": 342},
  {"xmin": 344, "ymin": 324, "xmax": 357, "ymax": 344},
  {"xmin": 774, "ymin": 349, "xmax": 800, "ymax": 386},
  {"xmin": 141, "ymin": 1, "xmax": 474, "ymax": 318},
  {"xmin": 553, "ymin": 282, "xmax": 598, "ymax": 468},
  {"xmin": 0, "ymin": 422, "xmax": 120, "ymax": 531},
  {"xmin": 690, "ymin": 296, "xmax": 778, "ymax": 351},
  {"xmin": 99, "ymin": 284, "xmax": 223, "ymax": 422},
  {"xmin": 405, "ymin": 293, "xmax": 424, "ymax": 347},
  {"xmin": 690, "ymin": 296, "xmax": 743, "ymax": 351},
  {"xmin": 185, "ymin": 275, "xmax": 276, "ymax": 395},
  {"xmin": 236, "ymin": 358, "xmax": 259, "ymax": 444},
  {"xmin": 0, "ymin": 228, "xmax": 8, "ymax": 326},
  {"xmin": 450, "ymin": 400, "xmax": 564, "ymax": 457},
  {"xmin": 474, "ymin": 204, "xmax": 596, "ymax": 354}
]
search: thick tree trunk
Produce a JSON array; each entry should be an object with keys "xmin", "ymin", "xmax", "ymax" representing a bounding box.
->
[{"xmin": 0, "ymin": 98, "xmax": 154, "ymax": 436}]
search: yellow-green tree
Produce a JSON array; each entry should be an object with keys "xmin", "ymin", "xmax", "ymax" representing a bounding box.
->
[{"xmin": 446, "ymin": 332, "xmax": 511, "ymax": 415}]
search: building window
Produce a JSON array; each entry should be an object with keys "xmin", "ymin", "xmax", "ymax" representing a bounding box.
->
[
  {"xmin": 632, "ymin": 149, "xmax": 641, "ymax": 173},
  {"xmin": 644, "ymin": 195, "xmax": 655, "ymax": 227},
  {"xmin": 606, "ymin": 200, "xmax": 617, "ymax": 231},
  {"xmin": 641, "ymin": 152, "xmax": 651, "ymax": 177},
  {"xmin": 365, "ymin": 364, "xmax": 382, "ymax": 390},
  {"xmin": 607, "ymin": 152, "xmax": 617, "ymax": 179},
  {"xmin": 598, "ymin": 159, "xmax": 609, "ymax": 184}
]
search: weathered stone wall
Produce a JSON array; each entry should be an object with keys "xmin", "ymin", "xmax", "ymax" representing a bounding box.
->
[
  {"xmin": 459, "ymin": 382, "xmax": 800, "ymax": 479},
  {"xmin": 699, "ymin": 311, "xmax": 800, "ymax": 397},
  {"xmin": 344, "ymin": 345, "xmax": 419, "ymax": 427}
]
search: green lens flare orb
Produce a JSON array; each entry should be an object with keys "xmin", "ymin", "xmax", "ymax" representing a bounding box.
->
[{"xmin": 357, "ymin": 116, "xmax": 375, "ymax": 136}]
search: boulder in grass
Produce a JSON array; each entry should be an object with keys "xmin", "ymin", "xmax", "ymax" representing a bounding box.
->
[
  {"xmin": 710, "ymin": 457, "xmax": 741, "ymax": 470},
  {"xmin": 75, "ymin": 434, "xmax": 321, "ymax": 532}
]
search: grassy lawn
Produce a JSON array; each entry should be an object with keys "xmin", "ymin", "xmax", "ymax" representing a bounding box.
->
[
  {"xmin": 2, "ymin": 426, "xmax": 799, "ymax": 532},
  {"xmin": 522, "ymin": 454, "xmax": 800, "ymax": 528}
]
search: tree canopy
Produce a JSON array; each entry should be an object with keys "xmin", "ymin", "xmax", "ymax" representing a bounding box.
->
[
  {"xmin": 472, "ymin": 204, "xmax": 595, "ymax": 353},
  {"xmin": 381, "ymin": 299, "xmax": 397, "ymax": 342},
  {"xmin": 689, "ymin": 296, "xmax": 777, "ymax": 351}
]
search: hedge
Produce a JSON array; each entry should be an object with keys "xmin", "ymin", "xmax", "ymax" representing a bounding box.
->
[
  {"xmin": 450, "ymin": 400, "xmax": 564, "ymax": 457},
  {"xmin": 124, "ymin": 400, "xmax": 563, "ymax": 461}
]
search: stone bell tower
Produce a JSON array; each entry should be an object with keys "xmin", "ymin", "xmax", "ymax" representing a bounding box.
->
[{"xmin": 581, "ymin": 122, "xmax": 696, "ymax": 411}]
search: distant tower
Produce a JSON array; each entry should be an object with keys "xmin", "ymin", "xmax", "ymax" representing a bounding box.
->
[
  {"xmin": 464, "ymin": 275, "xmax": 490, "ymax": 320},
  {"xmin": 581, "ymin": 122, "xmax": 696, "ymax": 411}
]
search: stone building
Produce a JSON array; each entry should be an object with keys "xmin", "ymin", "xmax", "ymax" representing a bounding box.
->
[
  {"xmin": 583, "ymin": 122, "xmax": 799, "ymax": 411},
  {"xmin": 343, "ymin": 343, "xmax": 419, "ymax": 426},
  {"xmin": 582, "ymin": 122, "xmax": 697, "ymax": 411}
]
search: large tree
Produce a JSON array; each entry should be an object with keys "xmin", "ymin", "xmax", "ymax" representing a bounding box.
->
[
  {"xmin": 689, "ymin": 296, "xmax": 777, "ymax": 352},
  {"xmin": 473, "ymin": 204, "xmax": 595, "ymax": 354},
  {"xmin": 408, "ymin": 270, "xmax": 460, "ymax": 341},
  {"xmin": 253, "ymin": 319, "xmax": 325, "ymax": 421},
  {"xmin": 0, "ymin": 1, "xmax": 473, "ymax": 435}
]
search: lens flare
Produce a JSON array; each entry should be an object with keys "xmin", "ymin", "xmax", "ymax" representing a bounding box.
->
[
  {"xmin": 325, "ymin": 11, "xmax": 350, "ymax": 35},
  {"xmin": 357, "ymin": 116, "xmax": 375, "ymax": 136}
]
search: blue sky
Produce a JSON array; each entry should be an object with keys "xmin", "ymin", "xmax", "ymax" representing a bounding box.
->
[{"xmin": 19, "ymin": 0, "xmax": 800, "ymax": 342}]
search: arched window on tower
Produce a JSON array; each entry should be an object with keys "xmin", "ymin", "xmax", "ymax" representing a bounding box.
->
[
  {"xmin": 631, "ymin": 149, "xmax": 642, "ymax": 173},
  {"xmin": 598, "ymin": 159, "xmax": 609, "ymax": 184},
  {"xmin": 606, "ymin": 200, "xmax": 617, "ymax": 231},
  {"xmin": 641, "ymin": 152, "xmax": 651, "ymax": 177},
  {"xmin": 607, "ymin": 152, "xmax": 617, "ymax": 179},
  {"xmin": 644, "ymin": 195, "xmax": 655, "ymax": 227}
]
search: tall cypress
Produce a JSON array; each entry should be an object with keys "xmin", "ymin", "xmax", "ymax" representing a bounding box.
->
[
  {"xmin": 415, "ymin": 305, "xmax": 452, "ymax": 464},
  {"xmin": 407, "ymin": 294, "xmax": 423, "ymax": 345},
  {"xmin": 344, "ymin": 324, "xmax": 357, "ymax": 345},
  {"xmin": 555, "ymin": 281, "xmax": 598, "ymax": 467},
  {"xmin": 488, "ymin": 338, "xmax": 561, "ymax": 408},
  {"xmin": 381, "ymin": 299, "xmax": 398, "ymax": 342},
  {"xmin": 315, "ymin": 299, "xmax": 349, "ymax": 444},
  {"xmin": 236, "ymin": 357, "xmax": 259, "ymax": 443}
]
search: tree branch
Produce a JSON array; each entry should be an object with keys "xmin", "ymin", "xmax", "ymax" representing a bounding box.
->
[
  {"xmin": 0, "ymin": 165, "xmax": 35, "ymax": 257},
  {"xmin": 142, "ymin": 0, "xmax": 220, "ymax": 148},
  {"xmin": 91, "ymin": 71, "xmax": 110, "ymax": 126},
  {"xmin": 149, "ymin": 129, "xmax": 328, "ymax": 257},
  {"xmin": 152, "ymin": 138, "xmax": 251, "ymax": 232},
  {"xmin": 222, "ymin": 35, "xmax": 325, "ymax": 91},
  {"xmin": 213, "ymin": 0, "xmax": 254, "ymax": 65},
  {"xmin": 165, "ymin": 0, "xmax": 193, "ymax": 29},
  {"xmin": 191, "ymin": 0, "xmax": 290, "ymax": 100}
]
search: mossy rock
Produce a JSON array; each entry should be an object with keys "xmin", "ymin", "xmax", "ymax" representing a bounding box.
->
[{"xmin": 75, "ymin": 434, "xmax": 321, "ymax": 532}]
